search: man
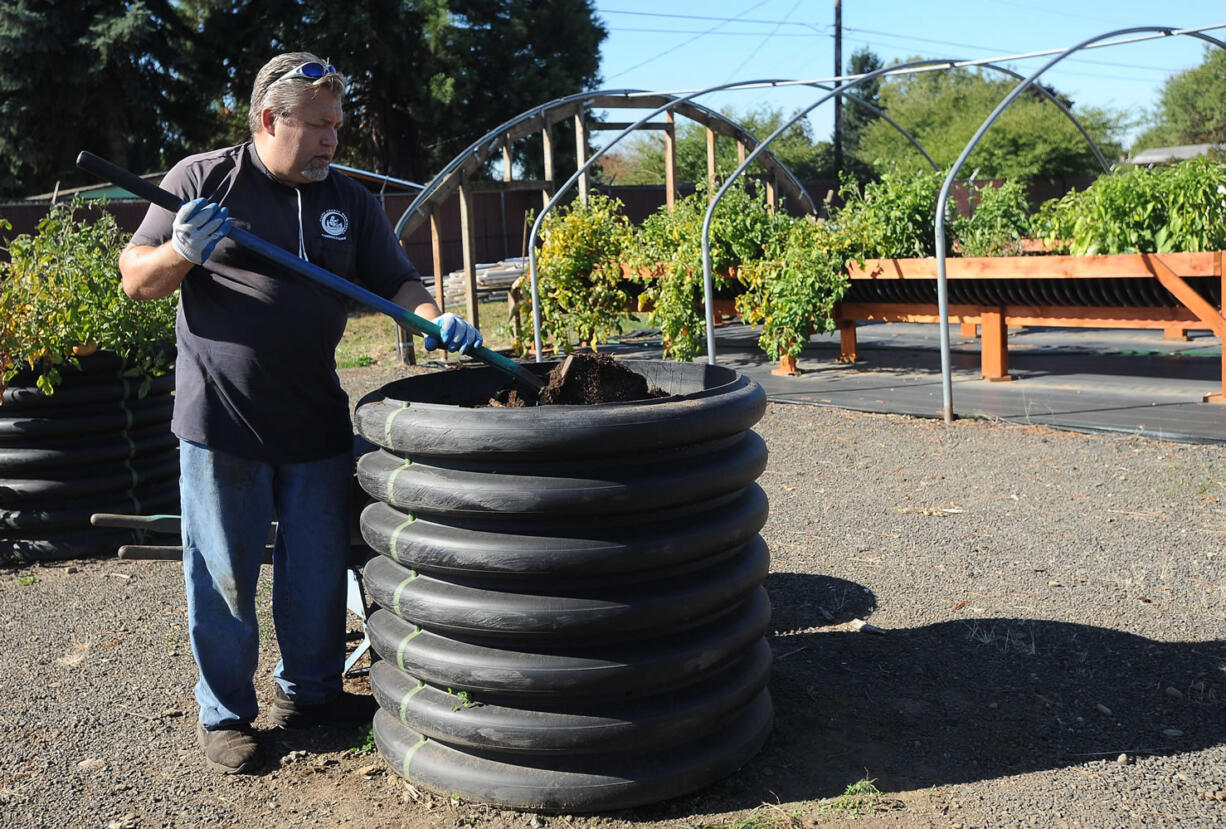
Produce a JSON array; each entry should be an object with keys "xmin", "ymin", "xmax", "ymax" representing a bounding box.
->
[{"xmin": 119, "ymin": 51, "xmax": 481, "ymax": 774}]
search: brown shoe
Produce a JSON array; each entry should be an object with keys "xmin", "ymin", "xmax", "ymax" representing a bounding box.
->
[
  {"xmin": 268, "ymin": 687, "xmax": 377, "ymax": 729},
  {"xmin": 197, "ymin": 722, "xmax": 260, "ymax": 774}
]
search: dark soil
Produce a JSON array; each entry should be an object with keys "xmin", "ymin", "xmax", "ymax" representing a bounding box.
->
[{"xmin": 490, "ymin": 353, "xmax": 667, "ymax": 407}]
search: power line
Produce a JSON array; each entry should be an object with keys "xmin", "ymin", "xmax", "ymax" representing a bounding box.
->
[
  {"xmin": 843, "ymin": 26, "xmax": 1185, "ymax": 73},
  {"xmin": 608, "ymin": 26, "xmax": 817, "ymax": 38},
  {"xmin": 604, "ymin": 0, "xmax": 773, "ymax": 80},
  {"xmin": 981, "ymin": 0, "xmax": 1135, "ymax": 27},
  {"xmin": 599, "ymin": 7, "xmax": 824, "ymax": 30},
  {"xmin": 838, "ymin": 34, "xmax": 1175, "ymax": 85},
  {"xmin": 724, "ymin": 0, "xmax": 804, "ymax": 82}
]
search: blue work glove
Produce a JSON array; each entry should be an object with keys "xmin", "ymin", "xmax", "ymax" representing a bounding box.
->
[
  {"xmin": 424, "ymin": 312, "xmax": 483, "ymax": 354},
  {"xmin": 172, "ymin": 198, "xmax": 231, "ymax": 265}
]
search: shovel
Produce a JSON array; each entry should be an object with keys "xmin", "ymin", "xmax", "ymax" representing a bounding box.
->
[{"xmin": 76, "ymin": 151, "xmax": 544, "ymax": 392}]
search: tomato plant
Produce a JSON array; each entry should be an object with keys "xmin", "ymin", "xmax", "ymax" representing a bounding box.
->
[
  {"xmin": 953, "ymin": 179, "xmax": 1033, "ymax": 257},
  {"xmin": 1033, "ymin": 158, "xmax": 1226, "ymax": 255}
]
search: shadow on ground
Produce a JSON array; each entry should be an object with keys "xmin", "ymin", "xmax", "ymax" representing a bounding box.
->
[{"xmin": 626, "ymin": 572, "xmax": 1226, "ymax": 821}]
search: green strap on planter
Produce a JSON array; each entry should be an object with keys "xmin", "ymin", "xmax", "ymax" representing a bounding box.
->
[
  {"xmin": 384, "ymin": 402, "xmax": 409, "ymax": 449},
  {"xmin": 388, "ymin": 513, "xmax": 415, "ymax": 565},
  {"xmin": 396, "ymin": 625, "xmax": 424, "ymax": 671},
  {"xmin": 403, "ymin": 734, "xmax": 429, "ymax": 778},
  {"xmin": 399, "ymin": 680, "xmax": 427, "ymax": 725},
  {"xmin": 392, "ymin": 570, "xmax": 420, "ymax": 617},
  {"xmin": 386, "ymin": 456, "xmax": 412, "ymax": 505}
]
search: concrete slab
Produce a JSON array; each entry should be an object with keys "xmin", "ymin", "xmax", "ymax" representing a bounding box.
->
[{"xmin": 605, "ymin": 322, "xmax": 1226, "ymax": 445}]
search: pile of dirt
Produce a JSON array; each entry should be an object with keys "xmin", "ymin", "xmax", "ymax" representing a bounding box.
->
[{"xmin": 490, "ymin": 353, "xmax": 668, "ymax": 407}]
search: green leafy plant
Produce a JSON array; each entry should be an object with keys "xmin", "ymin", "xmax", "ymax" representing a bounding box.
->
[
  {"xmin": 446, "ymin": 687, "xmax": 473, "ymax": 712},
  {"xmin": 834, "ymin": 168, "xmax": 951, "ymax": 260},
  {"xmin": 629, "ymin": 183, "xmax": 782, "ymax": 361},
  {"xmin": 350, "ymin": 723, "xmax": 376, "ymax": 755},
  {"xmin": 737, "ymin": 217, "xmax": 851, "ymax": 362},
  {"xmin": 518, "ymin": 193, "xmax": 635, "ymax": 355},
  {"xmin": 953, "ymin": 179, "xmax": 1033, "ymax": 257},
  {"xmin": 17, "ymin": 576, "xmax": 39, "ymax": 587},
  {"xmin": 817, "ymin": 777, "xmax": 884, "ymax": 815},
  {"xmin": 1033, "ymin": 158, "xmax": 1226, "ymax": 255},
  {"xmin": 0, "ymin": 199, "xmax": 176, "ymax": 394}
]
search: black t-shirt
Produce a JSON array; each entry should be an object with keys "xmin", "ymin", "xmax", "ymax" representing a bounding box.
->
[{"xmin": 130, "ymin": 143, "xmax": 419, "ymax": 462}]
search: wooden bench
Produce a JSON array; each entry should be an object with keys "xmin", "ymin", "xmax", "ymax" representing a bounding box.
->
[{"xmin": 772, "ymin": 251, "xmax": 1226, "ymax": 401}]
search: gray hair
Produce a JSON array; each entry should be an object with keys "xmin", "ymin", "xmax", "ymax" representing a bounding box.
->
[{"xmin": 248, "ymin": 51, "xmax": 347, "ymax": 137}]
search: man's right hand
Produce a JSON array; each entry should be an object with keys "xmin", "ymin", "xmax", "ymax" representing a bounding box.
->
[{"xmin": 172, "ymin": 198, "xmax": 231, "ymax": 265}]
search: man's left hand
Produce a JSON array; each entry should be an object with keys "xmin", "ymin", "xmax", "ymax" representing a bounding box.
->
[{"xmin": 425, "ymin": 313, "xmax": 483, "ymax": 354}]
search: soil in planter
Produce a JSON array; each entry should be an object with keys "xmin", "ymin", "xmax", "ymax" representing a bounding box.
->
[{"xmin": 491, "ymin": 353, "xmax": 668, "ymax": 407}]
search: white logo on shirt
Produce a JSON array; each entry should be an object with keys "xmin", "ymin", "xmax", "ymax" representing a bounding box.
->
[{"xmin": 320, "ymin": 209, "xmax": 349, "ymax": 239}]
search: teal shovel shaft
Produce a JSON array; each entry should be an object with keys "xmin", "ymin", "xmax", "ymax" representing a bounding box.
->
[{"xmin": 76, "ymin": 151, "xmax": 544, "ymax": 391}]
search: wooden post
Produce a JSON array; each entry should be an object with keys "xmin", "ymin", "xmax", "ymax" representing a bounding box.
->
[
  {"xmin": 765, "ymin": 176, "xmax": 776, "ymax": 209},
  {"xmin": 429, "ymin": 207, "xmax": 445, "ymax": 312},
  {"xmin": 736, "ymin": 140, "xmax": 747, "ymax": 166},
  {"xmin": 980, "ymin": 307, "xmax": 1011, "ymax": 381},
  {"xmin": 574, "ymin": 111, "xmax": 589, "ymax": 204},
  {"xmin": 664, "ymin": 112, "xmax": 677, "ymax": 211},
  {"xmin": 772, "ymin": 354, "xmax": 799, "ymax": 376},
  {"xmin": 541, "ymin": 121, "xmax": 555, "ymax": 208},
  {"xmin": 457, "ymin": 175, "xmax": 480, "ymax": 329},
  {"xmin": 706, "ymin": 127, "xmax": 717, "ymax": 196},
  {"xmin": 837, "ymin": 320, "xmax": 858, "ymax": 363},
  {"xmin": 502, "ymin": 140, "xmax": 513, "ymax": 183},
  {"xmin": 960, "ymin": 321, "xmax": 978, "ymax": 338}
]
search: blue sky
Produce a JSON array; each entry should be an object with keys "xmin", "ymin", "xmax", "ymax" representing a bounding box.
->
[{"xmin": 589, "ymin": 1, "xmax": 1226, "ymax": 150}]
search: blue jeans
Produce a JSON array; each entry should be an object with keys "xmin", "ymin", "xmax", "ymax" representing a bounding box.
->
[{"xmin": 179, "ymin": 440, "xmax": 354, "ymax": 729}]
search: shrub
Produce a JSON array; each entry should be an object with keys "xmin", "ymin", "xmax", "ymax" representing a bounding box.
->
[
  {"xmin": 519, "ymin": 193, "xmax": 634, "ymax": 355},
  {"xmin": 0, "ymin": 200, "xmax": 176, "ymax": 394},
  {"xmin": 737, "ymin": 217, "xmax": 851, "ymax": 362},
  {"xmin": 628, "ymin": 183, "xmax": 782, "ymax": 361}
]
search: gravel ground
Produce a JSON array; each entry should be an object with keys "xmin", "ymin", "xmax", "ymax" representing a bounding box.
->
[{"xmin": 1, "ymin": 362, "xmax": 1223, "ymax": 829}]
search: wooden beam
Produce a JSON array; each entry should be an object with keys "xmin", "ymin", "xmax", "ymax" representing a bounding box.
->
[
  {"xmin": 706, "ymin": 127, "xmax": 716, "ymax": 196},
  {"xmin": 664, "ymin": 112, "xmax": 677, "ymax": 211},
  {"xmin": 849, "ymin": 251, "xmax": 1220, "ymax": 280},
  {"xmin": 457, "ymin": 176, "xmax": 479, "ymax": 328},
  {"xmin": 1144, "ymin": 253, "xmax": 1226, "ymax": 338},
  {"xmin": 542, "ymin": 122, "xmax": 555, "ymax": 208},
  {"xmin": 589, "ymin": 121, "xmax": 672, "ymax": 131},
  {"xmin": 574, "ymin": 111, "xmax": 589, "ymax": 204},
  {"xmin": 429, "ymin": 208, "xmax": 444, "ymax": 312}
]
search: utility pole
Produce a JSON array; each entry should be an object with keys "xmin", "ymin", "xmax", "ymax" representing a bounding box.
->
[{"xmin": 833, "ymin": 0, "xmax": 843, "ymax": 178}]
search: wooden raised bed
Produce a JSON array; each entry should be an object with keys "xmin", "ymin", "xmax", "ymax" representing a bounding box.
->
[{"xmin": 778, "ymin": 251, "xmax": 1226, "ymax": 401}]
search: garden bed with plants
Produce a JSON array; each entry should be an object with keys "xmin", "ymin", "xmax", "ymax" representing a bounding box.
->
[
  {"xmin": 523, "ymin": 159, "xmax": 1226, "ymax": 388},
  {"xmin": 0, "ymin": 201, "xmax": 179, "ymax": 562}
]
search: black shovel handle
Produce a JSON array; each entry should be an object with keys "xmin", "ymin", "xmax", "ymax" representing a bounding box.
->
[{"xmin": 76, "ymin": 151, "xmax": 544, "ymax": 391}]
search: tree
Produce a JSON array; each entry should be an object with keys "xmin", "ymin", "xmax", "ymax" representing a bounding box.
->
[
  {"xmin": 598, "ymin": 106, "xmax": 833, "ymax": 188},
  {"xmin": 1132, "ymin": 46, "xmax": 1226, "ymax": 151},
  {"xmin": 0, "ymin": 0, "xmax": 209, "ymax": 197},
  {"xmin": 841, "ymin": 47, "xmax": 883, "ymax": 160},
  {"xmin": 187, "ymin": 0, "xmax": 606, "ymax": 183},
  {"xmin": 857, "ymin": 64, "xmax": 1125, "ymax": 182}
]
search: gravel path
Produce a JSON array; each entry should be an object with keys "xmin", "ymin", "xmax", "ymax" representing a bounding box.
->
[{"xmin": 1, "ymin": 364, "xmax": 1223, "ymax": 828}]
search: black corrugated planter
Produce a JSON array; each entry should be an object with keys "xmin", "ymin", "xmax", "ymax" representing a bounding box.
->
[
  {"xmin": 354, "ymin": 360, "xmax": 772, "ymax": 813},
  {"xmin": 0, "ymin": 350, "xmax": 178, "ymax": 562}
]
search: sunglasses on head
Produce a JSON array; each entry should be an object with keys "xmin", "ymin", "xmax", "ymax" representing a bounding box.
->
[{"xmin": 277, "ymin": 62, "xmax": 338, "ymax": 83}]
